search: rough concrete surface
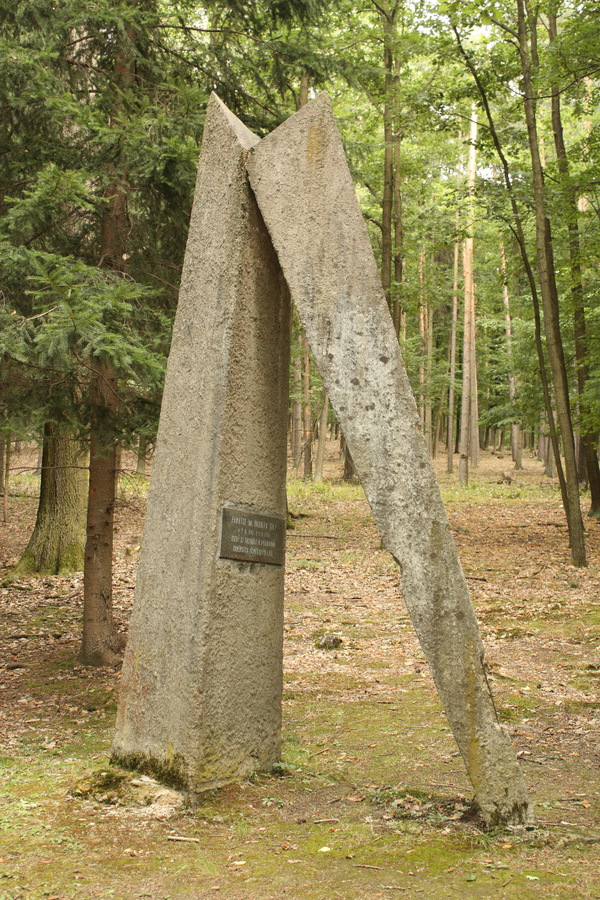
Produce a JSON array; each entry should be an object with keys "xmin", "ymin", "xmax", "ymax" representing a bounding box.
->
[
  {"xmin": 112, "ymin": 94, "xmax": 291, "ymax": 792},
  {"xmin": 247, "ymin": 93, "xmax": 532, "ymax": 826}
]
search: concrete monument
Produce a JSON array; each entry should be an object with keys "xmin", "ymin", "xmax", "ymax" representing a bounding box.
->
[
  {"xmin": 111, "ymin": 94, "xmax": 291, "ymax": 789},
  {"xmin": 113, "ymin": 92, "xmax": 532, "ymax": 827}
]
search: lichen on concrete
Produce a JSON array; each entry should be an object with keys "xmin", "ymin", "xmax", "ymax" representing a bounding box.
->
[
  {"xmin": 111, "ymin": 94, "xmax": 291, "ymax": 793},
  {"xmin": 246, "ymin": 92, "xmax": 532, "ymax": 826}
]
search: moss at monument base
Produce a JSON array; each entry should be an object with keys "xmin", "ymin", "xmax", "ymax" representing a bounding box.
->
[{"xmin": 109, "ymin": 750, "xmax": 189, "ymax": 791}]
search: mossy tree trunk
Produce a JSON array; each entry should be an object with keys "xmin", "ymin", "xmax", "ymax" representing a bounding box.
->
[{"xmin": 15, "ymin": 423, "xmax": 87, "ymax": 575}]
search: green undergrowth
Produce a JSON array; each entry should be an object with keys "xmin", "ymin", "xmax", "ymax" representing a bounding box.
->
[
  {"xmin": 440, "ymin": 479, "xmax": 561, "ymax": 504},
  {"xmin": 3, "ymin": 465, "xmax": 600, "ymax": 898},
  {"xmin": 287, "ymin": 477, "xmax": 366, "ymax": 506},
  {"xmin": 2, "ymin": 667, "xmax": 600, "ymax": 900}
]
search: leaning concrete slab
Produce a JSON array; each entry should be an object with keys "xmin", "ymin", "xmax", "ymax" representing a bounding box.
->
[
  {"xmin": 111, "ymin": 94, "xmax": 291, "ymax": 791},
  {"xmin": 247, "ymin": 93, "xmax": 532, "ymax": 826}
]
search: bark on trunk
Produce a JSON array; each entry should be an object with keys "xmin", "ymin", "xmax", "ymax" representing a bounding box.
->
[
  {"xmin": 80, "ymin": 32, "xmax": 135, "ymax": 664},
  {"xmin": 340, "ymin": 433, "xmax": 356, "ymax": 482},
  {"xmin": 447, "ymin": 188, "xmax": 460, "ymax": 474},
  {"xmin": 1, "ymin": 433, "xmax": 8, "ymax": 523},
  {"xmin": 458, "ymin": 113, "xmax": 478, "ymax": 482},
  {"xmin": 500, "ymin": 239, "xmax": 523, "ymax": 470},
  {"xmin": 136, "ymin": 436, "xmax": 148, "ymax": 476},
  {"xmin": 80, "ymin": 361, "xmax": 123, "ymax": 666},
  {"xmin": 452, "ymin": 22, "xmax": 574, "ymax": 552},
  {"xmin": 392, "ymin": 62, "xmax": 404, "ymax": 338},
  {"xmin": 302, "ymin": 334, "xmax": 313, "ymax": 480},
  {"xmin": 517, "ymin": 0, "xmax": 586, "ymax": 564},
  {"xmin": 0, "ymin": 433, "xmax": 5, "ymax": 501},
  {"xmin": 15, "ymin": 424, "xmax": 87, "ymax": 575},
  {"xmin": 292, "ymin": 351, "xmax": 302, "ymax": 470},
  {"xmin": 548, "ymin": 7, "xmax": 600, "ymax": 518},
  {"xmin": 313, "ymin": 389, "xmax": 329, "ymax": 483},
  {"xmin": 379, "ymin": 2, "xmax": 396, "ymax": 316}
]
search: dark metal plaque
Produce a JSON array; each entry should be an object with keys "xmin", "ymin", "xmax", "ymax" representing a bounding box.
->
[{"xmin": 219, "ymin": 506, "xmax": 285, "ymax": 566}]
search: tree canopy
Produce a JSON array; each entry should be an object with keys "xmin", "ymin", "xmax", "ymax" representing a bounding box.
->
[{"xmin": 2, "ymin": 0, "xmax": 600, "ymax": 571}]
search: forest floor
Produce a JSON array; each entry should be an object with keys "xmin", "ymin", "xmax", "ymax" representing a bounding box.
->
[{"xmin": 1, "ymin": 442, "xmax": 600, "ymax": 899}]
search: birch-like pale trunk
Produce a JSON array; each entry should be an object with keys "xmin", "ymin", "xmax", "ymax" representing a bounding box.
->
[{"xmin": 458, "ymin": 111, "xmax": 479, "ymax": 481}]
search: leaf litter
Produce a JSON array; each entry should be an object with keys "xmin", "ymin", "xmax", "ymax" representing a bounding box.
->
[{"xmin": 1, "ymin": 444, "xmax": 600, "ymax": 898}]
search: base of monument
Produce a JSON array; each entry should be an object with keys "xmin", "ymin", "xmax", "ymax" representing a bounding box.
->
[{"xmin": 109, "ymin": 748, "xmax": 282, "ymax": 797}]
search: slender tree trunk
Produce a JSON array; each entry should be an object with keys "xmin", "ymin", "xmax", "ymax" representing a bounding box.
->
[
  {"xmin": 418, "ymin": 247, "xmax": 427, "ymax": 432},
  {"xmin": 548, "ymin": 7, "xmax": 600, "ymax": 517},
  {"xmin": 392, "ymin": 54, "xmax": 404, "ymax": 338},
  {"xmin": 80, "ymin": 360, "xmax": 123, "ymax": 665},
  {"xmin": 0, "ymin": 433, "xmax": 5, "ymax": 501},
  {"xmin": 379, "ymin": 2, "xmax": 396, "ymax": 316},
  {"xmin": 459, "ymin": 111, "xmax": 478, "ymax": 482},
  {"xmin": 545, "ymin": 431, "xmax": 556, "ymax": 478},
  {"xmin": 136, "ymin": 436, "xmax": 148, "ymax": 476},
  {"xmin": 452, "ymin": 23, "xmax": 573, "ymax": 550},
  {"xmin": 292, "ymin": 351, "xmax": 302, "ymax": 470},
  {"xmin": 447, "ymin": 166, "xmax": 461, "ymax": 474},
  {"xmin": 15, "ymin": 424, "xmax": 87, "ymax": 575},
  {"xmin": 80, "ymin": 36, "xmax": 134, "ymax": 661},
  {"xmin": 458, "ymin": 264, "xmax": 472, "ymax": 487},
  {"xmin": 342, "ymin": 436, "xmax": 356, "ymax": 482},
  {"xmin": 3, "ymin": 433, "xmax": 10, "ymax": 523},
  {"xmin": 466, "ymin": 110, "xmax": 479, "ymax": 468},
  {"xmin": 516, "ymin": 0, "xmax": 586, "ymax": 564},
  {"xmin": 313, "ymin": 389, "xmax": 329, "ymax": 484},
  {"xmin": 500, "ymin": 239, "xmax": 522, "ymax": 470},
  {"xmin": 302, "ymin": 334, "xmax": 313, "ymax": 480},
  {"xmin": 426, "ymin": 291, "xmax": 433, "ymax": 455}
]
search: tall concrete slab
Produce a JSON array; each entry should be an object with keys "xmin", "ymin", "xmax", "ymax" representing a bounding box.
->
[
  {"xmin": 111, "ymin": 94, "xmax": 291, "ymax": 791},
  {"xmin": 247, "ymin": 93, "xmax": 532, "ymax": 826}
]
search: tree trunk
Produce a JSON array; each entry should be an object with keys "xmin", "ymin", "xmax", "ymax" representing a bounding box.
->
[
  {"xmin": 80, "ymin": 32, "xmax": 135, "ymax": 663},
  {"xmin": 459, "ymin": 111, "xmax": 478, "ymax": 482},
  {"xmin": 343, "ymin": 439, "xmax": 356, "ymax": 482},
  {"xmin": 418, "ymin": 246, "xmax": 427, "ymax": 433},
  {"xmin": 548, "ymin": 7, "xmax": 600, "ymax": 518},
  {"xmin": 136, "ymin": 436, "xmax": 148, "ymax": 476},
  {"xmin": 1, "ymin": 432, "xmax": 8, "ymax": 523},
  {"xmin": 80, "ymin": 360, "xmax": 123, "ymax": 665},
  {"xmin": 467, "ymin": 111, "xmax": 479, "ymax": 468},
  {"xmin": 302, "ymin": 334, "xmax": 312, "ymax": 480},
  {"xmin": 500, "ymin": 239, "xmax": 523, "ymax": 470},
  {"xmin": 516, "ymin": 0, "xmax": 586, "ymax": 564},
  {"xmin": 379, "ymin": 1, "xmax": 396, "ymax": 316},
  {"xmin": 15, "ymin": 424, "xmax": 87, "ymax": 575},
  {"xmin": 545, "ymin": 432, "xmax": 556, "ymax": 479},
  {"xmin": 392, "ymin": 53, "xmax": 404, "ymax": 338},
  {"xmin": 426, "ymin": 290, "xmax": 433, "ymax": 455},
  {"xmin": 452, "ymin": 22, "xmax": 573, "ymax": 549},
  {"xmin": 447, "ymin": 184, "xmax": 461, "ymax": 474},
  {"xmin": 292, "ymin": 351, "xmax": 302, "ymax": 470},
  {"xmin": 0, "ymin": 433, "xmax": 5, "ymax": 501},
  {"xmin": 313, "ymin": 389, "xmax": 329, "ymax": 483}
]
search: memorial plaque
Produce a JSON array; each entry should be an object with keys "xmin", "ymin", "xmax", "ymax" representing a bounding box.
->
[{"xmin": 219, "ymin": 506, "xmax": 285, "ymax": 565}]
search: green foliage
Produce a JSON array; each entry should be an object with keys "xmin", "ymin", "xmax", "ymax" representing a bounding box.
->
[{"xmin": 1, "ymin": 0, "xmax": 600, "ymax": 463}]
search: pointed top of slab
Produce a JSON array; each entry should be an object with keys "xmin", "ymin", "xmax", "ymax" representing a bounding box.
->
[
  {"xmin": 207, "ymin": 92, "xmax": 261, "ymax": 150},
  {"xmin": 248, "ymin": 91, "xmax": 336, "ymax": 178}
]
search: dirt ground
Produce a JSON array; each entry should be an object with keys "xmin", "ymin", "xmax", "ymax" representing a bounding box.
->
[{"xmin": 1, "ymin": 442, "xmax": 600, "ymax": 899}]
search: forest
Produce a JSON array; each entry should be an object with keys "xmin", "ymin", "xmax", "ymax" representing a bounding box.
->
[
  {"xmin": 2, "ymin": 0, "xmax": 600, "ymax": 597},
  {"xmin": 2, "ymin": 1, "xmax": 600, "ymax": 897}
]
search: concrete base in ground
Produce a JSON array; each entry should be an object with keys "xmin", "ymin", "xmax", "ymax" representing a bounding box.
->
[
  {"xmin": 111, "ymin": 94, "xmax": 291, "ymax": 792},
  {"xmin": 246, "ymin": 93, "xmax": 532, "ymax": 827}
]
